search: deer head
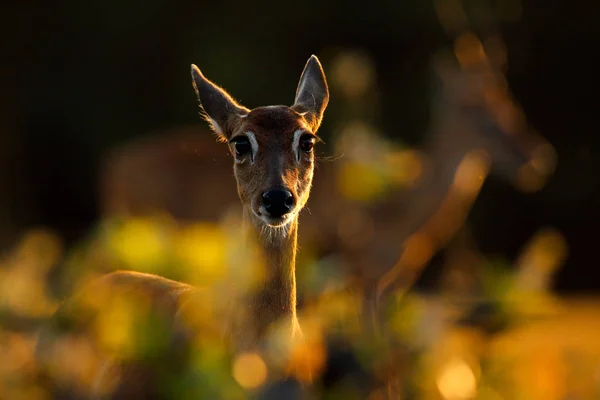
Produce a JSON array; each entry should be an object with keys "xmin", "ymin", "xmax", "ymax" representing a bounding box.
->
[
  {"xmin": 431, "ymin": 44, "xmax": 555, "ymax": 191},
  {"xmin": 191, "ymin": 56, "xmax": 329, "ymax": 230}
]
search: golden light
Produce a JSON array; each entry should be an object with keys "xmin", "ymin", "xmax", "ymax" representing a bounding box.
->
[
  {"xmin": 0, "ymin": 331, "xmax": 37, "ymax": 377},
  {"xmin": 285, "ymin": 319, "xmax": 327, "ymax": 383},
  {"xmin": 175, "ymin": 289, "xmax": 218, "ymax": 336},
  {"xmin": 453, "ymin": 150, "xmax": 490, "ymax": 195},
  {"xmin": 106, "ymin": 217, "xmax": 170, "ymax": 271},
  {"xmin": 0, "ymin": 229, "xmax": 61, "ymax": 317},
  {"xmin": 402, "ymin": 233, "xmax": 435, "ymax": 270},
  {"xmin": 515, "ymin": 227, "xmax": 568, "ymax": 294},
  {"xmin": 227, "ymin": 231, "xmax": 266, "ymax": 292},
  {"xmin": 454, "ymin": 32, "xmax": 487, "ymax": 68},
  {"xmin": 515, "ymin": 348, "xmax": 566, "ymax": 400},
  {"xmin": 337, "ymin": 161, "xmax": 387, "ymax": 202},
  {"xmin": 312, "ymin": 290, "xmax": 362, "ymax": 334},
  {"xmin": 2, "ymin": 385, "xmax": 50, "ymax": 400},
  {"xmin": 389, "ymin": 293, "xmax": 426, "ymax": 342},
  {"xmin": 232, "ymin": 352, "xmax": 268, "ymax": 389},
  {"xmin": 436, "ymin": 357, "xmax": 477, "ymax": 400},
  {"xmin": 45, "ymin": 334, "xmax": 104, "ymax": 393},
  {"xmin": 175, "ymin": 222, "xmax": 228, "ymax": 285},
  {"xmin": 0, "ymin": 266, "xmax": 58, "ymax": 317},
  {"xmin": 93, "ymin": 293, "xmax": 149, "ymax": 359},
  {"xmin": 521, "ymin": 228, "xmax": 567, "ymax": 273}
]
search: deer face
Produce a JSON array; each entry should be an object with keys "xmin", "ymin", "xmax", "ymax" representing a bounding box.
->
[
  {"xmin": 227, "ymin": 106, "xmax": 319, "ymax": 226},
  {"xmin": 191, "ymin": 56, "xmax": 329, "ymax": 227}
]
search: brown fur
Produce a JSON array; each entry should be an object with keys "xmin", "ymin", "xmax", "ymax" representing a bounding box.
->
[
  {"xmin": 229, "ymin": 106, "xmax": 315, "ymax": 217},
  {"xmin": 36, "ymin": 56, "xmax": 329, "ymax": 398}
]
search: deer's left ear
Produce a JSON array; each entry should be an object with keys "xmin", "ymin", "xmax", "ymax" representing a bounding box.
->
[
  {"xmin": 191, "ymin": 64, "xmax": 249, "ymax": 140},
  {"xmin": 292, "ymin": 55, "xmax": 329, "ymax": 132}
]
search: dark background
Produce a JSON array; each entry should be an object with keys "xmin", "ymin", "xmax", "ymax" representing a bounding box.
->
[{"xmin": 0, "ymin": 0, "xmax": 597, "ymax": 292}]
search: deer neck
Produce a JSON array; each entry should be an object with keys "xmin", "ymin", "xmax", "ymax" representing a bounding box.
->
[
  {"xmin": 390, "ymin": 115, "xmax": 487, "ymax": 243},
  {"xmin": 231, "ymin": 207, "xmax": 300, "ymax": 350}
]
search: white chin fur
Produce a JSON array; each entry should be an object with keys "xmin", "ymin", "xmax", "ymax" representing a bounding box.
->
[{"xmin": 254, "ymin": 207, "xmax": 295, "ymax": 230}]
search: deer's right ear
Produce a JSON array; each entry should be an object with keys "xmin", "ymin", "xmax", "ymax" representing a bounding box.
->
[
  {"xmin": 191, "ymin": 64, "xmax": 248, "ymax": 140},
  {"xmin": 292, "ymin": 55, "xmax": 329, "ymax": 132}
]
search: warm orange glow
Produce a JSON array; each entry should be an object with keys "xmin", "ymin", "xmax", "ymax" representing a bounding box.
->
[
  {"xmin": 0, "ymin": 267, "xmax": 58, "ymax": 317},
  {"xmin": 515, "ymin": 227, "xmax": 568, "ymax": 293},
  {"xmin": 489, "ymin": 298, "xmax": 600, "ymax": 399},
  {"xmin": 0, "ymin": 24, "xmax": 591, "ymax": 400},
  {"xmin": 454, "ymin": 32, "xmax": 487, "ymax": 67},
  {"xmin": 46, "ymin": 334, "xmax": 104, "ymax": 392},
  {"xmin": 0, "ymin": 331, "xmax": 37, "ymax": 377},
  {"xmin": 515, "ymin": 348, "xmax": 567, "ymax": 400},
  {"xmin": 286, "ymin": 335, "xmax": 326, "ymax": 383},
  {"xmin": 376, "ymin": 150, "xmax": 491, "ymax": 299},
  {"xmin": 232, "ymin": 352, "xmax": 267, "ymax": 389},
  {"xmin": 402, "ymin": 233, "xmax": 435, "ymax": 270},
  {"xmin": 436, "ymin": 357, "xmax": 477, "ymax": 400},
  {"xmin": 0, "ymin": 229, "xmax": 61, "ymax": 317},
  {"xmin": 175, "ymin": 289, "xmax": 219, "ymax": 338},
  {"xmin": 453, "ymin": 150, "xmax": 490, "ymax": 195}
]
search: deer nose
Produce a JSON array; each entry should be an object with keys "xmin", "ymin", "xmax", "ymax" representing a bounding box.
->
[{"xmin": 263, "ymin": 189, "xmax": 295, "ymax": 218}]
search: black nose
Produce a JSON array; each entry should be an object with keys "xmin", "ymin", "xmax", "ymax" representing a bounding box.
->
[{"xmin": 263, "ymin": 189, "xmax": 295, "ymax": 218}]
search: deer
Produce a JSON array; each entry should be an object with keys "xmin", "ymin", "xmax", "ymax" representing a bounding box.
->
[
  {"xmin": 34, "ymin": 55, "xmax": 329, "ymax": 398},
  {"xmin": 97, "ymin": 46, "xmax": 555, "ymax": 311},
  {"xmin": 370, "ymin": 48, "xmax": 555, "ymax": 298}
]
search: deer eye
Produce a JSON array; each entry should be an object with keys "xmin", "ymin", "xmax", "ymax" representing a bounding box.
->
[
  {"xmin": 230, "ymin": 136, "xmax": 252, "ymax": 157},
  {"xmin": 299, "ymin": 134, "xmax": 316, "ymax": 153}
]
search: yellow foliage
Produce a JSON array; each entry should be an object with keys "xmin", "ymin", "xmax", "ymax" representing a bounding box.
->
[
  {"xmin": 106, "ymin": 217, "xmax": 170, "ymax": 271},
  {"xmin": 174, "ymin": 223, "xmax": 228, "ymax": 285},
  {"xmin": 232, "ymin": 352, "xmax": 268, "ymax": 389},
  {"xmin": 337, "ymin": 161, "xmax": 387, "ymax": 202}
]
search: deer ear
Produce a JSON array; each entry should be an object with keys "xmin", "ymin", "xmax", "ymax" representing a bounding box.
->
[
  {"xmin": 191, "ymin": 64, "xmax": 248, "ymax": 140},
  {"xmin": 292, "ymin": 55, "xmax": 329, "ymax": 132}
]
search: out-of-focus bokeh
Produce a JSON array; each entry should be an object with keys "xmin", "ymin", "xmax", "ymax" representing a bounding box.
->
[{"xmin": 1, "ymin": 0, "xmax": 598, "ymax": 398}]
